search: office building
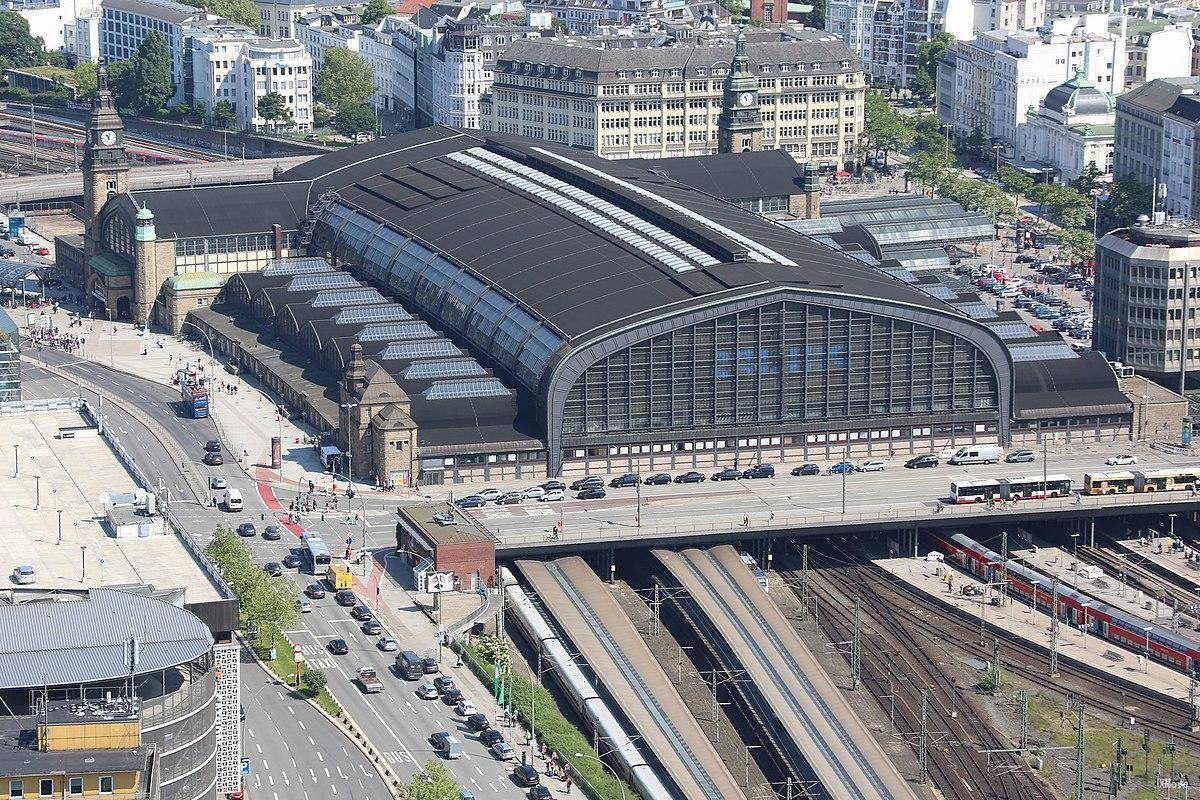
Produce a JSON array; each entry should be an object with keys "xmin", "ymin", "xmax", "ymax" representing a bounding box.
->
[
  {"xmin": 1114, "ymin": 76, "xmax": 1200, "ymax": 190},
  {"xmin": 483, "ymin": 28, "xmax": 865, "ymax": 166},
  {"xmin": 1017, "ymin": 69, "xmax": 1115, "ymax": 184},
  {"xmin": 191, "ymin": 31, "xmax": 313, "ymax": 131},
  {"xmin": 825, "ymin": 0, "xmax": 973, "ymax": 89},
  {"xmin": 0, "ymin": 308, "xmax": 17, "ymax": 403}
]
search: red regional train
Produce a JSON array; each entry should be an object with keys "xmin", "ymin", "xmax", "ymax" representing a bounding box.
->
[{"xmin": 935, "ymin": 532, "xmax": 1200, "ymax": 672}]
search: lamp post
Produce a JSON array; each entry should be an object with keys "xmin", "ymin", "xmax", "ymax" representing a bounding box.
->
[
  {"xmin": 179, "ymin": 320, "xmax": 217, "ymax": 411},
  {"xmin": 1170, "ymin": 513, "xmax": 1178, "ymax": 540},
  {"xmin": 571, "ymin": 752, "xmax": 625, "ymax": 800},
  {"xmin": 1071, "ymin": 533, "xmax": 1079, "ymax": 561},
  {"xmin": 339, "ymin": 401, "xmax": 358, "ymax": 494},
  {"xmin": 744, "ymin": 744, "xmax": 763, "ymax": 789},
  {"xmin": 12, "ymin": 443, "xmax": 17, "ymax": 477}
]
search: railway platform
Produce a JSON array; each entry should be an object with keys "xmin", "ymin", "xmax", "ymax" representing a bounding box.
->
[
  {"xmin": 1013, "ymin": 545, "xmax": 1186, "ymax": 628},
  {"xmin": 876, "ymin": 555, "xmax": 1193, "ymax": 702},
  {"xmin": 1115, "ymin": 537, "xmax": 1200, "ymax": 596}
]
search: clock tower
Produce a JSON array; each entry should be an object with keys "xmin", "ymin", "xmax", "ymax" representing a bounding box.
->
[
  {"xmin": 717, "ymin": 31, "xmax": 763, "ymax": 154},
  {"xmin": 83, "ymin": 63, "xmax": 128, "ymax": 240}
]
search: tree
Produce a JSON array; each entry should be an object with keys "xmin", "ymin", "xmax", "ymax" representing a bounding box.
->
[
  {"xmin": 474, "ymin": 634, "xmax": 511, "ymax": 670},
  {"xmin": 959, "ymin": 125, "xmax": 988, "ymax": 164},
  {"xmin": 905, "ymin": 149, "xmax": 954, "ymax": 194},
  {"xmin": 1052, "ymin": 186, "xmax": 1093, "ymax": 230},
  {"xmin": 299, "ymin": 669, "xmax": 327, "ymax": 697},
  {"xmin": 73, "ymin": 61, "xmax": 98, "ymax": 99},
  {"xmin": 257, "ymin": 92, "xmax": 292, "ymax": 130},
  {"xmin": 913, "ymin": 32, "xmax": 952, "ymax": 99},
  {"xmin": 863, "ymin": 91, "xmax": 914, "ymax": 171},
  {"xmin": 908, "ymin": 68, "xmax": 934, "ymax": 98},
  {"xmin": 316, "ymin": 49, "xmax": 375, "ymax": 111},
  {"xmin": 1058, "ymin": 228, "xmax": 1096, "ymax": 265},
  {"xmin": 184, "ymin": 0, "xmax": 258, "ymax": 28},
  {"xmin": 1101, "ymin": 177, "xmax": 1153, "ymax": 228},
  {"xmin": 407, "ymin": 762, "xmax": 459, "ymax": 800},
  {"xmin": 190, "ymin": 101, "xmax": 207, "ymax": 124},
  {"xmin": 804, "ymin": 0, "xmax": 826, "ymax": 28},
  {"xmin": 106, "ymin": 60, "xmax": 135, "ymax": 109},
  {"xmin": 0, "ymin": 12, "xmax": 45, "ymax": 68},
  {"xmin": 130, "ymin": 31, "xmax": 173, "ymax": 113},
  {"xmin": 335, "ymin": 103, "xmax": 375, "ymax": 137},
  {"xmin": 360, "ymin": 0, "xmax": 391, "ymax": 25},
  {"xmin": 997, "ymin": 164, "xmax": 1034, "ymax": 198},
  {"xmin": 212, "ymin": 99, "xmax": 236, "ymax": 128},
  {"xmin": 1070, "ymin": 163, "xmax": 1103, "ymax": 196}
]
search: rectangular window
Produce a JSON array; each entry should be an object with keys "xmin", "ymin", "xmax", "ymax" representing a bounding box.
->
[
  {"xmin": 10, "ymin": 781, "xmax": 22, "ymax": 799},
  {"xmin": 99, "ymin": 778, "xmax": 113, "ymax": 795},
  {"xmin": 38, "ymin": 781, "xmax": 50, "ymax": 798},
  {"xmin": 68, "ymin": 780, "xmax": 82, "ymax": 796}
]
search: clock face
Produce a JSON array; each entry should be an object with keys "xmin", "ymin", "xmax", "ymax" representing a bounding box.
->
[
  {"xmin": 738, "ymin": 91, "xmax": 755, "ymax": 107},
  {"xmin": 100, "ymin": 130, "xmax": 117, "ymax": 146}
]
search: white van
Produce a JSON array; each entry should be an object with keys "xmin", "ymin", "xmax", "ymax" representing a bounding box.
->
[
  {"xmin": 947, "ymin": 445, "xmax": 1002, "ymax": 465},
  {"xmin": 223, "ymin": 489, "xmax": 243, "ymax": 512}
]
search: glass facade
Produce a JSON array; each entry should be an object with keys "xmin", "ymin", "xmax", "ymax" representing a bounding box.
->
[
  {"xmin": 561, "ymin": 302, "xmax": 998, "ymax": 437},
  {"xmin": 311, "ymin": 203, "xmax": 566, "ymax": 393},
  {"xmin": 0, "ymin": 309, "xmax": 19, "ymax": 402}
]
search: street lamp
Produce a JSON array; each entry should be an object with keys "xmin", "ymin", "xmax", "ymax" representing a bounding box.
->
[
  {"xmin": 744, "ymin": 744, "xmax": 763, "ymax": 789},
  {"xmin": 339, "ymin": 401, "xmax": 358, "ymax": 491},
  {"xmin": 11, "ymin": 443, "xmax": 16, "ymax": 477},
  {"xmin": 1170, "ymin": 513, "xmax": 1178, "ymax": 540},
  {"xmin": 1071, "ymin": 533, "xmax": 1079, "ymax": 561},
  {"xmin": 571, "ymin": 752, "xmax": 626, "ymax": 800}
]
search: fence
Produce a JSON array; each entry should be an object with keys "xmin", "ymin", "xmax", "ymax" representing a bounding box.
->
[{"xmin": 0, "ymin": 396, "xmax": 78, "ymax": 415}]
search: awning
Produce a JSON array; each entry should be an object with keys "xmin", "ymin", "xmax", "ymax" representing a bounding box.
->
[
  {"xmin": 320, "ymin": 445, "xmax": 342, "ymax": 458},
  {"xmin": 89, "ymin": 254, "xmax": 132, "ymax": 278}
]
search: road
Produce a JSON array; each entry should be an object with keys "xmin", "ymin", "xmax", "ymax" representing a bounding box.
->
[
  {"xmin": 453, "ymin": 445, "xmax": 1197, "ymax": 546},
  {"xmin": 20, "ymin": 351, "xmax": 534, "ymax": 800}
]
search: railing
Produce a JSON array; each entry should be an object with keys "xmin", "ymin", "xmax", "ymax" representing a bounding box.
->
[
  {"xmin": 141, "ymin": 667, "xmax": 216, "ymax": 731},
  {"xmin": 0, "ymin": 397, "xmax": 79, "ymax": 414},
  {"xmin": 495, "ymin": 490, "xmax": 1200, "ymax": 549}
]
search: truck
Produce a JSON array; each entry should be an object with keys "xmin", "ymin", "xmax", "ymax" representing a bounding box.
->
[
  {"xmin": 178, "ymin": 370, "xmax": 210, "ymax": 418},
  {"xmin": 355, "ymin": 666, "xmax": 383, "ymax": 693},
  {"xmin": 326, "ymin": 561, "xmax": 353, "ymax": 590}
]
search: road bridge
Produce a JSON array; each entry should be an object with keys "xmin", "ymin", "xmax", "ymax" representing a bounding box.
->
[
  {"xmin": 654, "ymin": 545, "xmax": 920, "ymax": 800},
  {"xmin": 0, "ymin": 156, "xmax": 316, "ymax": 204},
  {"xmin": 516, "ymin": 556, "xmax": 745, "ymax": 800}
]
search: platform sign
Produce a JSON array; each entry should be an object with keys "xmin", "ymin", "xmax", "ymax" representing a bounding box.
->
[
  {"xmin": 8, "ymin": 214, "xmax": 22, "ymax": 239},
  {"xmin": 427, "ymin": 572, "xmax": 455, "ymax": 594}
]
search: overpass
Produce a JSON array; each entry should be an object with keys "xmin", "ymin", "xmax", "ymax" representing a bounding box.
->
[{"xmin": 0, "ymin": 156, "xmax": 316, "ymax": 204}]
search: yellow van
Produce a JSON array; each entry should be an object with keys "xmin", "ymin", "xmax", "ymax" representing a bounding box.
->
[{"xmin": 326, "ymin": 561, "xmax": 353, "ymax": 590}]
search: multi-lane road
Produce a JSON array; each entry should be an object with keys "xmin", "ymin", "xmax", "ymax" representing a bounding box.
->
[{"xmin": 21, "ymin": 351, "xmax": 532, "ymax": 800}]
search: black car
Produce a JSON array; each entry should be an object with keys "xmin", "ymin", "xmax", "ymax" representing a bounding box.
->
[
  {"xmin": 541, "ymin": 480, "xmax": 566, "ymax": 492},
  {"xmin": 711, "ymin": 467, "xmax": 741, "ymax": 481},
  {"xmin": 674, "ymin": 471, "xmax": 705, "ymax": 483},
  {"xmin": 577, "ymin": 487, "xmax": 606, "ymax": 500},
  {"xmin": 480, "ymin": 729, "xmax": 504, "ymax": 747},
  {"xmin": 203, "ymin": 451, "xmax": 224, "ymax": 466},
  {"xmin": 528, "ymin": 788, "xmax": 552, "ymax": 800},
  {"xmin": 466, "ymin": 712, "xmax": 490, "ymax": 732},
  {"xmin": 328, "ymin": 639, "xmax": 349, "ymax": 655},
  {"xmin": 791, "ymin": 464, "xmax": 820, "ymax": 476},
  {"xmin": 351, "ymin": 604, "xmax": 374, "ymax": 621},
  {"xmin": 263, "ymin": 562, "xmax": 282, "ymax": 577},
  {"xmin": 442, "ymin": 688, "xmax": 464, "ymax": 705},
  {"xmin": 904, "ymin": 455, "xmax": 939, "ymax": 469},
  {"xmin": 262, "ymin": 524, "xmax": 282, "ymax": 541},
  {"xmin": 306, "ymin": 583, "xmax": 327, "ymax": 599},
  {"xmin": 421, "ymin": 657, "xmax": 439, "ymax": 674},
  {"xmin": 643, "ymin": 473, "xmax": 671, "ymax": 486},
  {"xmin": 609, "ymin": 473, "xmax": 639, "ymax": 488},
  {"xmin": 362, "ymin": 619, "xmax": 383, "ymax": 635},
  {"xmin": 236, "ymin": 522, "xmax": 256, "ymax": 537},
  {"xmin": 335, "ymin": 590, "xmax": 358, "ymax": 606},
  {"xmin": 282, "ymin": 553, "xmax": 302, "ymax": 569},
  {"xmin": 0, "ymin": 248, "xmax": 15, "ymax": 258},
  {"xmin": 742, "ymin": 464, "xmax": 775, "ymax": 479},
  {"xmin": 513, "ymin": 765, "xmax": 540, "ymax": 788},
  {"xmin": 455, "ymin": 495, "xmax": 486, "ymax": 509},
  {"xmin": 569, "ymin": 476, "xmax": 603, "ymax": 491},
  {"xmin": 1015, "ymin": 254, "xmax": 1036, "ymax": 263},
  {"xmin": 204, "ymin": 440, "xmax": 221, "ymax": 453}
]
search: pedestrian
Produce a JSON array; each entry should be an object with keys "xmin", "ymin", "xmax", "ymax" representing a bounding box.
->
[{"xmin": 564, "ymin": 777, "xmax": 572, "ymax": 793}]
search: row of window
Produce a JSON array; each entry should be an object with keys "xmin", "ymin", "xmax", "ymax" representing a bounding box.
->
[{"xmin": 9, "ymin": 776, "xmax": 115, "ymax": 798}]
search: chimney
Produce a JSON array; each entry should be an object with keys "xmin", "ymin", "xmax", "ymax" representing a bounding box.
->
[{"xmin": 273, "ymin": 224, "xmax": 282, "ymax": 260}]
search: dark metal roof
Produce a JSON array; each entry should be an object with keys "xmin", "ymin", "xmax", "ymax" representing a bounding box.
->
[
  {"xmin": 626, "ymin": 150, "xmax": 807, "ymax": 202},
  {"xmin": 1013, "ymin": 353, "xmax": 1132, "ymax": 419},
  {"xmin": 121, "ymin": 181, "xmax": 310, "ymax": 238}
]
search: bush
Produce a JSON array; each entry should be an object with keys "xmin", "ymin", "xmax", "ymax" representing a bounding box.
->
[
  {"xmin": 458, "ymin": 642, "xmax": 633, "ymax": 800},
  {"xmin": 300, "ymin": 668, "xmax": 327, "ymax": 697}
]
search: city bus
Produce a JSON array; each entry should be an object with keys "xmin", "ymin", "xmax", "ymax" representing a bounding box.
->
[
  {"xmin": 950, "ymin": 475, "xmax": 1073, "ymax": 503},
  {"xmin": 303, "ymin": 533, "xmax": 332, "ymax": 574}
]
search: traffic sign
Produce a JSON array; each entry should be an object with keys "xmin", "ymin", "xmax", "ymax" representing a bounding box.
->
[{"xmin": 241, "ymin": 758, "xmax": 250, "ymax": 776}]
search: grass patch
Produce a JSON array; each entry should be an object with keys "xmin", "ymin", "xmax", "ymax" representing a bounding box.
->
[
  {"xmin": 248, "ymin": 618, "xmax": 343, "ymax": 717},
  {"xmin": 18, "ymin": 65, "xmax": 74, "ymax": 82},
  {"xmin": 456, "ymin": 641, "xmax": 636, "ymax": 800}
]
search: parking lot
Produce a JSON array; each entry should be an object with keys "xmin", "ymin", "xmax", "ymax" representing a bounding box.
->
[{"xmin": 959, "ymin": 256, "xmax": 1093, "ymax": 346}]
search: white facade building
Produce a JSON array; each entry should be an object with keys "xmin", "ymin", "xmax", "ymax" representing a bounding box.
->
[
  {"xmin": 1017, "ymin": 69, "xmax": 1115, "ymax": 183},
  {"xmin": 191, "ymin": 30, "xmax": 313, "ymax": 131},
  {"xmin": 253, "ymin": 0, "xmax": 344, "ymax": 40},
  {"xmin": 100, "ymin": 0, "xmax": 218, "ymax": 104},
  {"xmin": 825, "ymin": 0, "xmax": 973, "ymax": 88},
  {"xmin": 973, "ymin": 0, "xmax": 1044, "ymax": 34},
  {"xmin": 0, "ymin": 0, "xmax": 90, "ymax": 51},
  {"xmin": 63, "ymin": 2, "xmax": 100, "ymax": 61}
]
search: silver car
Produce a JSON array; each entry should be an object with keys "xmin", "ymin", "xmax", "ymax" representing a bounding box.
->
[{"xmin": 377, "ymin": 636, "xmax": 398, "ymax": 652}]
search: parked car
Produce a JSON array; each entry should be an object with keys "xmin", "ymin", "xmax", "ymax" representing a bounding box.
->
[
  {"xmin": 328, "ymin": 639, "xmax": 349, "ymax": 655},
  {"xmin": 527, "ymin": 788, "xmax": 552, "ymax": 800},
  {"xmin": 263, "ymin": 562, "xmax": 282, "ymax": 577},
  {"xmin": 742, "ymin": 464, "xmax": 775, "ymax": 479},
  {"xmin": 539, "ymin": 490, "xmax": 565, "ymax": 502},
  {"xmin": 442, "ymin": 688, "xmax": 464, "ymax": 705},
  {"xmin": 362, "ymin": 619, "xmax": 383, "ymax": 635},
  {"xmin": 455, "ymin": 495, "xmax": 486, "ymax": 509},
  {"xmin": 262, "ymin": 525, "xmax": 282, "ymax": 541},
  {"xmin": 236, "ymin": 522, "xmax": 257, "ymax": 537},
  {"xmin": 335, "ymin": 590, "xmax": 358, "ymax": 606},
  {"xmin": 297, "ymin": 598, "xmax": 312, "ymax": 613},
  {"xmin": 378, "ymin": 636, "xmax": 398, "ymax": 652},
  {"xmin": 282, "ymin": 553, "xmax": 302, "ymax": 569},
  {"xmin": 479, "ymin": 729, "xmax": 504, "ymax": 747},
  {"xmin": 11, "ymin": 565, "xmax": 34, "ymax": 585},
  {"xmin": 828, "ymin": 461, "xmax": 856, "ymax": 475},
  {"xmin": 791, "ymin": 463, "xmax": 820, "ymax": 476},
  {"xmin": 711, "ymin": 467, "xmax": 742, "ymax": 481},
  {"xmin": 1105, "ymin": 453, "xmax": 1138, "ymax": 466},
  {"xmin": 466, "ymin": 712, "xmax": 490, "ymax": 732},
  {"xmin": 522, "ymin": 486, "xmax": 546, "ymax": 500},
  {"xmin": 351, "ymin": 604, "xmax": 374, "ymax": 621},
  {"xmin": 475, "ymin": 489, "xmax": 503, "ymax": 502},
  {"xmin": 674, "ymin": 471, "xmax": 705, "ymax": 483},
  {"xmin": 540, "ymin": 480, "xmax": 566, "ymax": 492},
  {"xmin": 455, "ymin": 699, "xmax": 477, "ymax": 716},
  {"xmin": 0, "ymin": 248, "xmax": 15, "ymax": 258},
  {"xmin": 421, "ymin": 657, "xmax": 439, "ymax": 674},
  {"xmin": 490, "ymin": 742, "xmax": 516, "ymax": 761},
  {"xmin": 306, "ymin": 583, "xmax": 327, "ymax": 599},
  {"xmin": 433, "ymin": 675, "xmax": 456, "ymax": 694},
  {"xmin": 577, "ymin": 487, "xmax": 607, "ymax": 500},
  {"xmin": 569, "ymin": 476, "xmax": 603, "ymax": 491},
  {"xmin": 496, "ymin": 491, "xmax": 523, "ymax": 505},
  {"xmin": 857, "ymin": 460, "xmax": 886, "ymax": 472},
  {"xmin": 609, "ymin": 473, "xmax": 640, "ymax": 488},
  {"xmin": 31, "ymin": 246, "xmax": 49, "ymax": 257},
  {"xmin": 643, "ymin": 473, "xmax": 671, "ymax": 486},
  {"xmin": 416, "ymin": 683, "xmax": 439, "ymax": 700},
  {"xmin": 1005, "ymin": 449, "xmax": 1036, "ymax": 463},
  {"xmin": 904, "ymin": 455, "xmax": 938, "ymax": 469},
  {"xmin": 513, "ymin": 765, "xmax": 540, "ymax": 788}
]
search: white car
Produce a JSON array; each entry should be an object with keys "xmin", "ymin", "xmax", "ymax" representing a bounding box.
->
[
  {"xmin": 523, "ymin": 486, "xmax": 546, "ymax": 500},
  {"xmin": 455, "ymin": 699, "xmax": 477, "ymax": 717},
  {"xmin": 475, "ymin": 488, "xmax": 502, "ymax": 502},
  {"xmin": 857, "ymin": 460, "xmax": 886, "ymax": 472},
  {"xmin": 297, "ymin": 598, "xmax": 313, "ymax": 613},
  {"xmin": 539, "ymin": 489, "xmax": 565, "ymax": 502},
  {"xmin": 1106, "ymin": 454, "xmax": 1138, "ymax": 466},
  {"xmin": 12, "ymin": 565, "xmax": 34, "ymax": 585}
]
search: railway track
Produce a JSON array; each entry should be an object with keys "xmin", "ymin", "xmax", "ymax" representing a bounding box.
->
[
  {"xmin": 1076, "ymin": 544, "xmax": 1200, "ymax": 618},
  {"xmin": 786, "ymin": 546, "xmax": 1056, "ymax": 800},
  {"xmin": 788, "ymin": 544, "xmax": 1200, "ymax": 763}
]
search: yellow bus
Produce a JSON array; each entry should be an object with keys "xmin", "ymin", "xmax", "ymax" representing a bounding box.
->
[
  {"xmin": 326, "ymin": 561, "xmax": 353, "ymax": 590},
  {"xmin": 1083, "ymin": 471, "xmax": 1137, "ymax": 495}
]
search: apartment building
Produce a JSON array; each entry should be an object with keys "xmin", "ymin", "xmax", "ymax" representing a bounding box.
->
[
  {"xmin": 253, "ymin": 0, "xmax": 343, "ymax": 39},
  {"xmin": 100, "ymin": 0, "xmax": 217, "ymax": 104},
  {"xmin": 942, "ymin": 14, "xmax": 1126, "ymax": 154},
  {"xmin": 825, "ymin": 0, "xmax": 972, "ymax": 88},
  {"xmin": 192, "ymin": 30, "xmax": 313, "ymax": 131},
  {"xmin": 483, "ymin": 28, "xmax": 864, "ymax": 166},
  {"xmin": 1114, "ymin": 77, "xmax": 1200, "ymax": 188}
]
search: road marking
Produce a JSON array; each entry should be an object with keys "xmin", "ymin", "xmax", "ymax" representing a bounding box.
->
[
  {"xmin": 288, "ymin": 707, "xmax": 296, "ymax": 716},
  {"xmin": 267, "ymin": 776, "xmax": 274, "ymax": 787},
  {"xmin": 330, "ymin": 786, "xmax": 337, "ymax": 796},
  {"xmin": 255, "ymin": 744, "xmax": 262, "ymax": 755},
  {"xmin": 316, "ymin": 752, "xmax": 324, "ymax": 763},
  {"xmin": 324, "ymin": 768, "xmax": 331, "ymax": 779},
  {"xmin": 297, "ymin": 719, "xmax": 306, "ymax": 730}
]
